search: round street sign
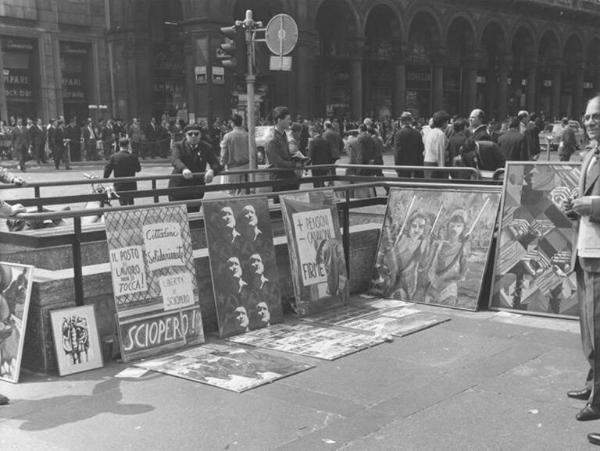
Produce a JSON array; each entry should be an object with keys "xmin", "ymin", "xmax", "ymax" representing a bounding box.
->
[{"xmin": 265, "ymin": 14, "xmax": 298, "ymax": 56}]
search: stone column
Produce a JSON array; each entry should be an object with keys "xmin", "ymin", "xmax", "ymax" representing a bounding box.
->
[
  {"xmin": 526, "ymin": 60, "xmax": 537, "ymax": 113},
  {"xmin": 551, "ymin": 62, "xmax": 562, "ymax": 120},
  {"xmin": 393, "ymin": 42, "xmax": 407, "ymax": 116},
  {"xmin": 350, "ymin": 38, "xmax": 365, "ymax": 120},
  {"xmin": 463, "ymin": 51, "xmax": 479, "ymax": 112},
  {"xmin": 431, "ymin": 47, "xmax": 445, "ymax": 112},
  {"xmin": 573, "ymin": 61, "xmax": 585, "ymax": 118},
  {"xmin": 295, "ymin": 32, "xmax": 318, "ymax": 117},
  {"xmin": 497, "ymin": 54, "xmax": 512, "ymax": 120}
]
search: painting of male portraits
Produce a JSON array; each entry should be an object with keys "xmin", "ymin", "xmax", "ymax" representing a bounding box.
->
[
  {"xmin": 490, "ymin": 162, "xmax": 581, "ymax": 317},
  {"xmin": 370, "ymin": 188, "xmax": 501, "ymax": 310},
  {"xmin": 203, "ymin": 198, "xmax": 282, "ymax": 337},
  {"xmin": 281, "ymin": 191, "xmax": 348, "ymax": 316}
]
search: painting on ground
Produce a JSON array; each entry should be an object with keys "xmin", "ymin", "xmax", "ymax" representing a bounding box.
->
[
  {"xmin": 490, "ymin": 162, "xmax": 580, "ymax": 316},
  {"xmin": 51, "ymin": 305, "xmax": 103, "ymax": 376},
  {"xmin": 281, "ymin": 190, "xmax": 348, "ymax": 316},
  {"xmin": 136, "ymin": 343, "xmax": 313, "ymax": 392},
  {"xmin": 203, "ymin": 197, "xmax": 282, "ymax": 338},
  {"xmin": 105, "ymin": 205, "xmax": 204, "ymax": 362},
  {"xmin": 0, "ymin": 262, "xmax": 33, "ymax": 383},
  {"xmin": 370, "ymin": 187, "xmax": 501, "ymax": 311}
]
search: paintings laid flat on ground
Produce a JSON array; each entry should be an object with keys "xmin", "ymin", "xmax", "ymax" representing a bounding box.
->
[
  {"xmin": 135, "ymin": 343, "xmax": 314, "ymax": 392},
  {"xmin": 203, "ymin": 197, "xmax": 282, "ymax": 338},
  {"xmin": 227, "ymin": 322, "xmax": 387, "ymax": 360},
  {"xmin": 105, "ymin": 205, "xmax": 204, "ymax": 362},
  {"xmin": 50, "ymin": 305, "xmax": 103, "ymax": 376},
  {"xmin": 280, "ymin": 191, "xmax": 348, "ymax": 316},
  {"xmin": 0, "ymin": 262, "xmax": 33, "ymax": 383},
  {"xmin": 490, "ymin": 162, "xmax": 580, "ymax": 316},
  {"xmin": 370, "ymin": 187, "xmax": 501, "ymax": 311}
]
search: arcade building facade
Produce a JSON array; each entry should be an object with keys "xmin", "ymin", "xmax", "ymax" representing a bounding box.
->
[{"xmin": 1, "ymin": 0, "xmax": 600, "ymax": 124}]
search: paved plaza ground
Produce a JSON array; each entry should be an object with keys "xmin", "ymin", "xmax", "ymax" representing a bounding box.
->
[{"xmin": 0, "ymin": 302, "xmax": 596, "ymax": 450}]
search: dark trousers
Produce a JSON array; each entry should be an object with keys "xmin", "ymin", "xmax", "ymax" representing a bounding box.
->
[
  {"xmin": 16, "ymin": 147, "xmax": 27, "ymax": 169},
  {"xmin": 423, "ymin": 162, "xmax": 447, "ymax": 179},
  {"xmin": 559, "ymin": 153, "xmax": 572, "ymax": 162},
  {"xmin": 576, "ymin": 259, "xmax": 600, "ymax": 404},
  {"xmin": 53, "ymin": 147, "xmax": 70, "ymax": 169}
]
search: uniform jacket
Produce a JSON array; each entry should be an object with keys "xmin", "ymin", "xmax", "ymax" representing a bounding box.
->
[
  {"xmin": 169, "ymin": 139, "xmax": 221, "ymax": 187},
  {"xmin": 27, "ymin": 125, "xmax": 45, "ymax": 149}
]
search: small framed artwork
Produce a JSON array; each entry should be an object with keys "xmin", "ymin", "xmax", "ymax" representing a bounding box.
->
[{"xmin": 51, "ymin": 305, "xmax": 103, "ymax": 376}]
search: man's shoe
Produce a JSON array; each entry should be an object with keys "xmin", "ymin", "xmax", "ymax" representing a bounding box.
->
[
  {"xmin": 568, "ymin": 388, "xmax": 592, "ymax": 400},
  {"xmin": 577, "ymin": 404, "xmax": 600, "ymax": 421},
  {"xmin": 0, "ymin": 394, "xmax": 9, "ymax": 405},
  {"xmin": 588, "ymin": 433, "xmax": 600, "ymax": 446}
]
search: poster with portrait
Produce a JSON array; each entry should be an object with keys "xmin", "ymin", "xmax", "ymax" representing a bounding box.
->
[
  {"xmin": 105, "ymin": 205, "xmax": 204, "ymax": 362},
  {"xmin": 135, "ymin": 343, "xmax": 314, "ymax": 392},
  {"xmin": 490, "ymin": 162, "xmax": 581, "ymax": 317},
  {"xmin": 0, "ymin": 262, "xmax": 33, "ymax": 383},
  {"xmin": 203, "ymin": 197, "xmax": 282, "ymax": 338},
  {"xmin": 50, "ymin": 305, "xmax": 103, "ymax": 376},
  {"xmin": 281, "ymin": 191, "xmax": 348, "ymax": 316},
  {"xmin": 370, "ymin": 187, "xmax": 501, "ymax": 311}
]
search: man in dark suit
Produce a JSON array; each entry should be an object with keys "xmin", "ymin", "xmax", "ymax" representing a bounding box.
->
[
  {"xmin": 498, "ymin": 117, "xmax": 529, "ymax": 161},
  {"xmin": 559, "ymin": 117, "xmax": 577, "ymax": 162},
  {"xmin": 168, "ymin": 123, "xmax": 221, "ymax": 212},
  {"xmin": 103, "ymin": 138, "xmax": 141, "ymax": 205},
  {"xmin": 82, "ymin": 118, "xmax": 99, "ymax": 161},
  {"xmin": 469, "ymin": 109, "xmax": 491, "ymax": 141},
  {"xmin": 563, "ymin": 96, "xmax": 600, "ymax": 437},
  {"xmin": 308, "ymin": 123, "xmax": 335, "ymax": 188},
  {"xmin": 459, "ymin": 137, "xmax": 505, "ymax": 172},
  {"xmin": 392, "ymin": 112, "xmax": 424, "ymax": 178},
  {"xmin": 10, "ymin": 118, "xmax": 29, "ymax": 172},
  {"xmin": 63, "ymin": 117, "xmax": 82, "ymax": 161},
  {"xmin": 28, "ymin": 118, "xmax": 46, "ymax": 164}
]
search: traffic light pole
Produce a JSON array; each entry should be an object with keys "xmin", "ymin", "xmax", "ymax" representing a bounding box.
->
[{"xmin": 245, "ymin": 24, "xmax": 257, "ymax": 184}]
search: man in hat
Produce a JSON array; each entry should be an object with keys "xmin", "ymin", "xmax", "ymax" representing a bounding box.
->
[
  {"xmin": 392, "ymin": 112, "xmax": 424, "ymax": 178},
  {"xmin": 168, "ymin": 123, "xmax": 221, "ymax": 213},
  {"xmin": 103, "ymin": 138, "xmax": 141, "ymax": 205}
]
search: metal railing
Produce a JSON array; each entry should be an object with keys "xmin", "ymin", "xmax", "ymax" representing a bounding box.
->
[{"xmin": 0, "ymin": 165, "xmax": 501, "ymax": 307}]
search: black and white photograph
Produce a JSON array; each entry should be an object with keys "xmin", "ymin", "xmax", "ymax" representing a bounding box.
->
[{"xmin": 203, "ymin": 198, "xmax": 282, "ymax": 337}]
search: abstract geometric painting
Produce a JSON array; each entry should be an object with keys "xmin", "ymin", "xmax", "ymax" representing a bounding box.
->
[{"xmin": 490, "ymin": 162, "xmax": 580, "ymax": 316}]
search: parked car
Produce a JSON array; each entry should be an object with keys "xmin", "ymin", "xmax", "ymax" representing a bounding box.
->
[
  {"xmin": 539, "ymin": 120, "xmax": 586, "ymax": 151},
  {"xmin": 254, "ymin": 125, "xmax": 294, "ymax": 165}
]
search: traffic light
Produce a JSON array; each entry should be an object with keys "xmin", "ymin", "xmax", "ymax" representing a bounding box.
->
[{"xmin": 217, "ymin": 25, "xmax": 245, "ymax": 71}]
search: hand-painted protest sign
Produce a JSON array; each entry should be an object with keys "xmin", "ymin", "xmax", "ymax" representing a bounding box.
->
[
  {"xmin": 281, "ymin": 191, "xmax": 348, "ymax": 316},
  {"xmin": 105, "ymin": 205, "xmax": 204, "ymax": 362}
]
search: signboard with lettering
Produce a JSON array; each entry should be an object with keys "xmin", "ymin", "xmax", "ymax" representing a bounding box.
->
[
  {"xmin": 105, "ymin": 205, "xmax": 204, "ymax": 362},
  {"xmin": 280, "ymin": 191, "xmax": 348, "ymax": 316}
]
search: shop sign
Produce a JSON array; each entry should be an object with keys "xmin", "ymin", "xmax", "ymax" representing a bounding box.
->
[
  {"xmin": 406, "ymin": 65, "xmax": 431, "ymax": 91},
  {"xmin": 3, "ymin": 69, "xmax": 32, "ymax": 98},
  {"xmin": 62, "ymin": 72, "xmax": 85, "ymax": 100},
  {"xmin": 1, "ymin": 37, "xmax": 34, "ymax": 51},
  {"xmin": 584, "ymin": 81, "xmax": 594, "ymax": 90},
  {"xmin": 543, "ymin": 79, "xmax": 552, "ymax": 87},
  {"xmin": 60, "ymin": 42, "xmax": 89, "ymax": 55}
]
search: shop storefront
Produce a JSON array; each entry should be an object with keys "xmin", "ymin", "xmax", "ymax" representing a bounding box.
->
[
  {"xmin": 60, "ymin": 41, "xmax": 91, "ymax": 123},
  {"xmin": 2, "ymin": 36, "xmax": 38, "ymax": 121},
  {"xmin": 152, "ymin": 42, "xmax": 185, "ymax": 120},
  {"xmin": 442, "ymin": 67, "xmax": 461, "ymax": 116}
]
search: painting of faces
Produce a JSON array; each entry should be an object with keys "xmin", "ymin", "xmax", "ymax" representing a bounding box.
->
[
  {"xmin": 490, "ymin": 163, "xmax": 580, "ymax": 316},
  {"xmin": 203, "ymin": 198, "xmax": 282, "ymax": 337},
  {"xmin": 370, "ymin": 188, "xmax": 501, "ymax": 310},
  {"xmin": 281, "ymin": 191, "xmax": 348, "ymax": 316},
  {"xmin": 0, "ymin": 262, "xmax": 33, "ymax": 383}
]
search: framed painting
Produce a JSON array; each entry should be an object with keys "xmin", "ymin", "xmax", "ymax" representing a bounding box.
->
[
  {"xmin": 490, "ymin": 162, "xmax": 581, "ymax": 317},
  {"xmin": 370, "ymin": 187, "xmax": 501, "ymax": 310},
  {"xmin": 50, "ymin": 305, "xmax": 103, "ymax": 376},
  {"xmin": 0, "ymin": 262, "xmax": 33, "ymax": 383},
  {"xmin": 203, "ymin": 197, "xmax": 282, "ymax": 337}
]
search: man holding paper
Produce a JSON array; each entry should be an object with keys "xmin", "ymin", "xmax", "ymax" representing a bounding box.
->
[{"xmin": 562, "ymin": 96, "xmax": 600, "ymax": 429}]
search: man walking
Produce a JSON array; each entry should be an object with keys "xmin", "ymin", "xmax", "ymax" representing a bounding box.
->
[
  {"xmin": 220, "ymin": 114, "xmax": 249, "ymax": 195},
  {"xmin": 423, "ymin": 110, "xmax": 450, "ymax": 178},
  {"xmin": 393, "ymin": 112, "xmax": 424, "ymax": 178},
  {"xmin": 498, "ymin": 117, "xmax": 529, "ymax": 161},
  {"xmin": 103, "ymin": 138, "xmax": 141, "ymax": 205},
  {"xmin": 10, "ymin": 118, "xmax": 29, "ymax": 172},
  {"xmin": 559, "ymin": 117, "xmax": 577, "ymax": 162},
  {"xmin": 28, "ymin": 118, "xmax": 46, "ymax": 164},
  {"xmin": 308, "ymin": 123, "xmax": 334, "ymax": 187}
]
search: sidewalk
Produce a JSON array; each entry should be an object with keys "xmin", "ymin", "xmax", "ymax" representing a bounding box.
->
[{"xmin": 0, "ymin": 302, "xmax": 596, "ymax": 450}]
